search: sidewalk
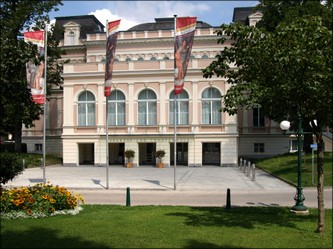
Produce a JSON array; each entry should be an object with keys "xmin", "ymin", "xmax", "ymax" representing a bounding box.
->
[{"xmin": 4, "ymin": 165, "xmax": 332, "ymax": 208}]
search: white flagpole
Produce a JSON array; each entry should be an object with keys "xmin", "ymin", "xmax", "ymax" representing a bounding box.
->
[
  {"xmin": 105, "ymin": 20, "xmax": 109, "ymax": 189},
  {"xmin": 173, "ymin": 15, "xmax": 177, "ymax": 190},
  {"xmin": 42, "ymin": 24, "xmax": 48, "ymax": 184}
]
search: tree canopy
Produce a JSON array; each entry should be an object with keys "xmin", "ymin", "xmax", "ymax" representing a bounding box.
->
[
  {"xmin": 203, "ymin": 2, "xmax": 332, "ymax": 234},
  {"xmin": 0, "ymin": 0, "xmax": 63, "ymax": 150}
]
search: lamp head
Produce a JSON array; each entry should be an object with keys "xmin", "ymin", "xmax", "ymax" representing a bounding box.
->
[{"xmin": 280, "ymin": 120, "xmax": 290, "ymax": 131}]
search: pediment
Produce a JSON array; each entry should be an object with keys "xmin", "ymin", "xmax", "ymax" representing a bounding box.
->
[
  {"xmin": 249, "ymin": 12, "xmax": 263, "ymax": 19},
  {"xmin": 63, "ymin": 21, "xmax": 81, "ymax": 28}
]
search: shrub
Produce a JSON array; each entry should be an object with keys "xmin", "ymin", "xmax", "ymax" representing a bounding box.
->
[
  {"xmin": 0, "ymin": 153, "xmax": 24, "ymax": 185},
  {"xmin": 0, "ymin": 182, "xmax": 84, "ymax": 219}
]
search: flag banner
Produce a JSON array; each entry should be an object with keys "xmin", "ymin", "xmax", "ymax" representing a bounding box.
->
[
  {"xmin": 104, "ymin": 20, "xmax": 121, "ymax": 97},
  {"xmin": 174, "ymin": 17, "xmax": 197, "ymax": 95},
  {"xmin": 24, "ymin": 31, "xmax": 45, "ymax": 104}
]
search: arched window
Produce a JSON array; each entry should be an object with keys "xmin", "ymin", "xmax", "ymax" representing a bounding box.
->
[
  {"xmin": 169, "ymin": 91, "xmax": 189, "ymax": 125},
  {"xmin": 68, "ymin": 31, "xmax": 75, "ymax": 45},
  {"xmin": 125, "ymin": 58, "xmax": 132, "ymax": 62},
  {"xmin": 202, "ymin": 88, "xmax": 221, "ymax": 125},
  {"xmin": 137, "ymin": 57, "xmax": 144, "ymax": 61},
  {"xmin": 78, "ymin": 91, "xmax": 95, "ymax": 126},
  {"xmin": 108, "ymin": 90, "xmax": 125, "ymax": 126},
  {"xmin": 138, "ymin": 89, "xmax": 157, "ymax": 125},
  {"xmin": 163, "ymin": 56, "xmax": 169, "ymax": 60},
  {"xmin": 150, "ymin": 57, "xmax": 157, "ymax": 61},
  {"xmin": 202, "ymin": 54, "xmax": 209, "ymax": 59},
  {"xmin": 190, "ymin": 54, "xmax": 195, "ymax": 59}
]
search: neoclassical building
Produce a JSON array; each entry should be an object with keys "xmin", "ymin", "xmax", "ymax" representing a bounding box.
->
[{"xmin": 22, "ymin": 8, "xmax": 294, "ymax": 167}]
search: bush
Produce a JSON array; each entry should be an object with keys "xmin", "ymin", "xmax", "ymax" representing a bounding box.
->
[
  {"xmin": 0, "ymin": 143, "xmax": 27, "ymax": 153},
  {"xmin": 0, "ymin": 182, "xmax": 84, "ymax": 219},
  {"xmin": 0, "ymin": 153, "xmax": 24, "ymax": 185}
]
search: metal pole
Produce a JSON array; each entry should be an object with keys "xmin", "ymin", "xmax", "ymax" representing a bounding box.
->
[
  {"xmin": 311, "ymin": 148, "xmax": 314, "ymax": 185},
  {"xmin": 173, "ymin": 15, "xmax": 177, "ymax": 190},
  {"xmin": 42, "ymin": 24, "xmax": 48, "ymax": 184},
  {"xmin": 105, "ymin": 20, "xmax": 109, "ymax": 189},
  {"xmin": 291, "ymin": 113, "xmax": 308, "ymax": 212}
]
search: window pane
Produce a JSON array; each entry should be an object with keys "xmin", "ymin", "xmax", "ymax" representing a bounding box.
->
[
  {"xmin": 78, "ymin": 104, "xmax": 86, "ymax": 126},
  {"xmin": 87, "ymin": 103, "xmax": 95, "ymax": 125},
  {"xmin": 202, "ymin": 101, "xmax": 210, "ymax": 124},
  {"xmin": 138, "ymin": 102, "xmax": 146, "ymax": 125}
]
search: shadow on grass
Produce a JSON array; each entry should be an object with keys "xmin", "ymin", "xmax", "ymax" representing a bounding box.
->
[
  {"xmin": 167, "ymin": 206, "xmax": 317, "ymax": 230},
  {"xmin": 184, "ymin": 239, "xmax": 243, "ymax": 248},
  {"xmin": 0, "ymin": 226, "xmax": 109, "ymax": 249}
]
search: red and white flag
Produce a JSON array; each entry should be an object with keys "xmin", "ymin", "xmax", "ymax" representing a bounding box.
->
[
  {"xmin": 174, "ymin": 17, "xmax": 196, "ymax": 95},
  {"xmin": 104, "ymin": 20, "xmax": 121, "ymax": 97},
  {"xmin": 24, "ymin": 30, "xmax": 45, "ymax": 104}
]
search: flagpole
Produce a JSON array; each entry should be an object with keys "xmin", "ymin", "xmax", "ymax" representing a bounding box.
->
[
  {"xmin": 106, "ymin": 20, "xmax": 109, "ymax": 189},
  {"xmin": 43, "ymin": 24, "xmax": 48, "ymax": 184},
  {"xmin": 173, "ymin": 15, "xmax": 177, "ymax": 190}
]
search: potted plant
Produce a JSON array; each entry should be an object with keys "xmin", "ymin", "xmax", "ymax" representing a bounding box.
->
[
  {"xmin": 155, "ymin": 149, "xmax": 166, "ymax": 168},
  {"xmin": 124, "ymin": 149, "xmax": 135, "ymax": 168}
]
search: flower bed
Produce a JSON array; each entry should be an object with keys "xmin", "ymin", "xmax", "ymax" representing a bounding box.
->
[{"xmin": 0, "ymin": 182, "xmax": 84, "ymax": 219}]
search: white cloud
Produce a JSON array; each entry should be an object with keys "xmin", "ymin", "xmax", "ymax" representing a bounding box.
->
[
  {"xmin": 88, "ymin": 9, "xmax": 138, "ymax": 31},
  {"xmin": 89, "ymin": 1, "xmax": 211, "ymax": 31}
]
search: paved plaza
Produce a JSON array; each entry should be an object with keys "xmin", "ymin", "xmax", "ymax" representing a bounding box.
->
[{"xmin": 4, "ymin": 165, "xmax": 332, "ymax": 208}]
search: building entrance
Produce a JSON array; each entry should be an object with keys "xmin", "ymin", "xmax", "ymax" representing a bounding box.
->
[
  {"xmin": 78, "ymin": 143, "xmax": 94, "ymax": 165},
  {"xmin": 139, "ymin": 143, "xmax": 156, "ymax": 166},
  {"xmin": 170, "ymin": 143, "xmax": 188, "ymax": 166},
  {"xmin": 109, "ymin": 143, "xmax": 125, "ymax": 165},
  {"xmin": 202, "ymin": 143, "xmax": 220, "ymax": 165}
]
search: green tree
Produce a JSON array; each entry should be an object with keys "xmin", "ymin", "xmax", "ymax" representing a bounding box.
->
[
  {"xmin": 203, "ymin": 17, "xmax": 332, "ymax": 233},
  {"xmin": 0, "ymin": 0, "xmax": 63, "ymax": 152},
  {"xmin": 0, "ymin": 153, "xmax": 24, "ymax": 188},
  {"xmin": 255, "ymin": 0, "xmax": 333, "ymax": 32}
]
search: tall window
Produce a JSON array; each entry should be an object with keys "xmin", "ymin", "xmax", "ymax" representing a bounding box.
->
[
  {"xmin": 78, "ymin": 91, "xmax": 95, "ymax": 126},
  {"xmin": 108, "ymin": 90, "xmax": 125, "ymax": 126},
  {"xmin": 253, "ymin": 107, "xmax": 265, "ymax": 127},
  {"xmin": 138, "ymin": 89, "xmax": 157, "ymax": 125},
  {"xmin": 68, "ymin": 31, "xmax": 75, "ymax": 45},
  {"xmin": 202, "ymin": 88, "xmax": 221, "ymax": 124},
  {"xmin": 169, "ymin": 91, "xmax": 189, "ymax": 125}
]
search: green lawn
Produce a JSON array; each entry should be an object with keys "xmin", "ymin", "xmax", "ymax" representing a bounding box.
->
[
  {"xmin": 0, "ymin": 152, "xmax": 62, "ymax": 168},
  {"xmin": 254, "ymin": 152, "xmax": 332, "ymax": 187},
  {"xmin": 1, "ymin": 205, "xmax": 332, "ymax": 248}
]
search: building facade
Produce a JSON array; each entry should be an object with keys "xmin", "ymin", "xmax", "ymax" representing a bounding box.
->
[{"xmin": 22, "ymin": 9, "xmax": 295, "ymax": 167}]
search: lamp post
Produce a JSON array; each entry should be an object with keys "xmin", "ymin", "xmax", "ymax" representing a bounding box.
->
[{"xmin": 280, "ymin": 113, "xmax": 309, "ymax": 214}]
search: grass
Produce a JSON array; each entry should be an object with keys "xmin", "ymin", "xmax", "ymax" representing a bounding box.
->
[
  {"xmin": 253, "ymin": 152, "xmax": 332, "ymax": 187},
  {"xmin": 1, "ymin": 205, "xmax": 332, "ymax": 248},
  {"xmin": 0, "ymin": 152, "xmax": 62, "ymax": 169}
]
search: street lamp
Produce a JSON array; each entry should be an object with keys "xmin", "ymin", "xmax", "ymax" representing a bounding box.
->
[{"xmin": 280, "ymin": 113, "xmax": 309, "ymax": 214}]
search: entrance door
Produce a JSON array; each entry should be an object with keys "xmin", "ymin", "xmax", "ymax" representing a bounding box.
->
[
  {"xmin": 202, "ymin": 143, "xmax": 220, "ymax": 165},
  {"xmin": 109, "ymin": 143, "xmax": 124, "ymax": 165},
  {"xmin": 78, "ymin": 143, "xmax": 94, "ymax": 165},
  {"xmin": 139, "ymin": 143, "xmax": 156, "ymax": 166},
  {"xmin": 170, "ymin": 143, "xmax": 188, "ymax": 166}
]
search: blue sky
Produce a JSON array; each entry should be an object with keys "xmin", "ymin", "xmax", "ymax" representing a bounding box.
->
[{"xmin": 49, "ymin": 1, "xmax": 259, "ymax": 31}]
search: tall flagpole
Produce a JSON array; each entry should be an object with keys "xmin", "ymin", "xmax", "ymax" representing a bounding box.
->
[
  {"xmin": 173, "ymin": 15, "xmax": 177, "ymax": 190},
  {"xmin": 105, "ymin": 20, "xmax": 109, "ymax": 189},
  {"xmin": 43, "ymin": 24, "xmax": 48, "ymax": 184}
]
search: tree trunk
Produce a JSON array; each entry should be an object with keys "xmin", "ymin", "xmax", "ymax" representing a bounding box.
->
[
  {"xmin": 14, "ymin": 121, "xmax": 22, "ymax": 153},
  {"xmin": 315, "ymin": 132, "xmax": 325, "ymax": 234}
]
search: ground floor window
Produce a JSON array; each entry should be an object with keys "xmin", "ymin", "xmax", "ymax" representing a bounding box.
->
[
  {"xmin": 35, "ymin": 143, "xmax": 42, "ymax": 152},
  {"xmin": 254, "ymin": 143, "xmax": 265, "ymax": 153}
]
